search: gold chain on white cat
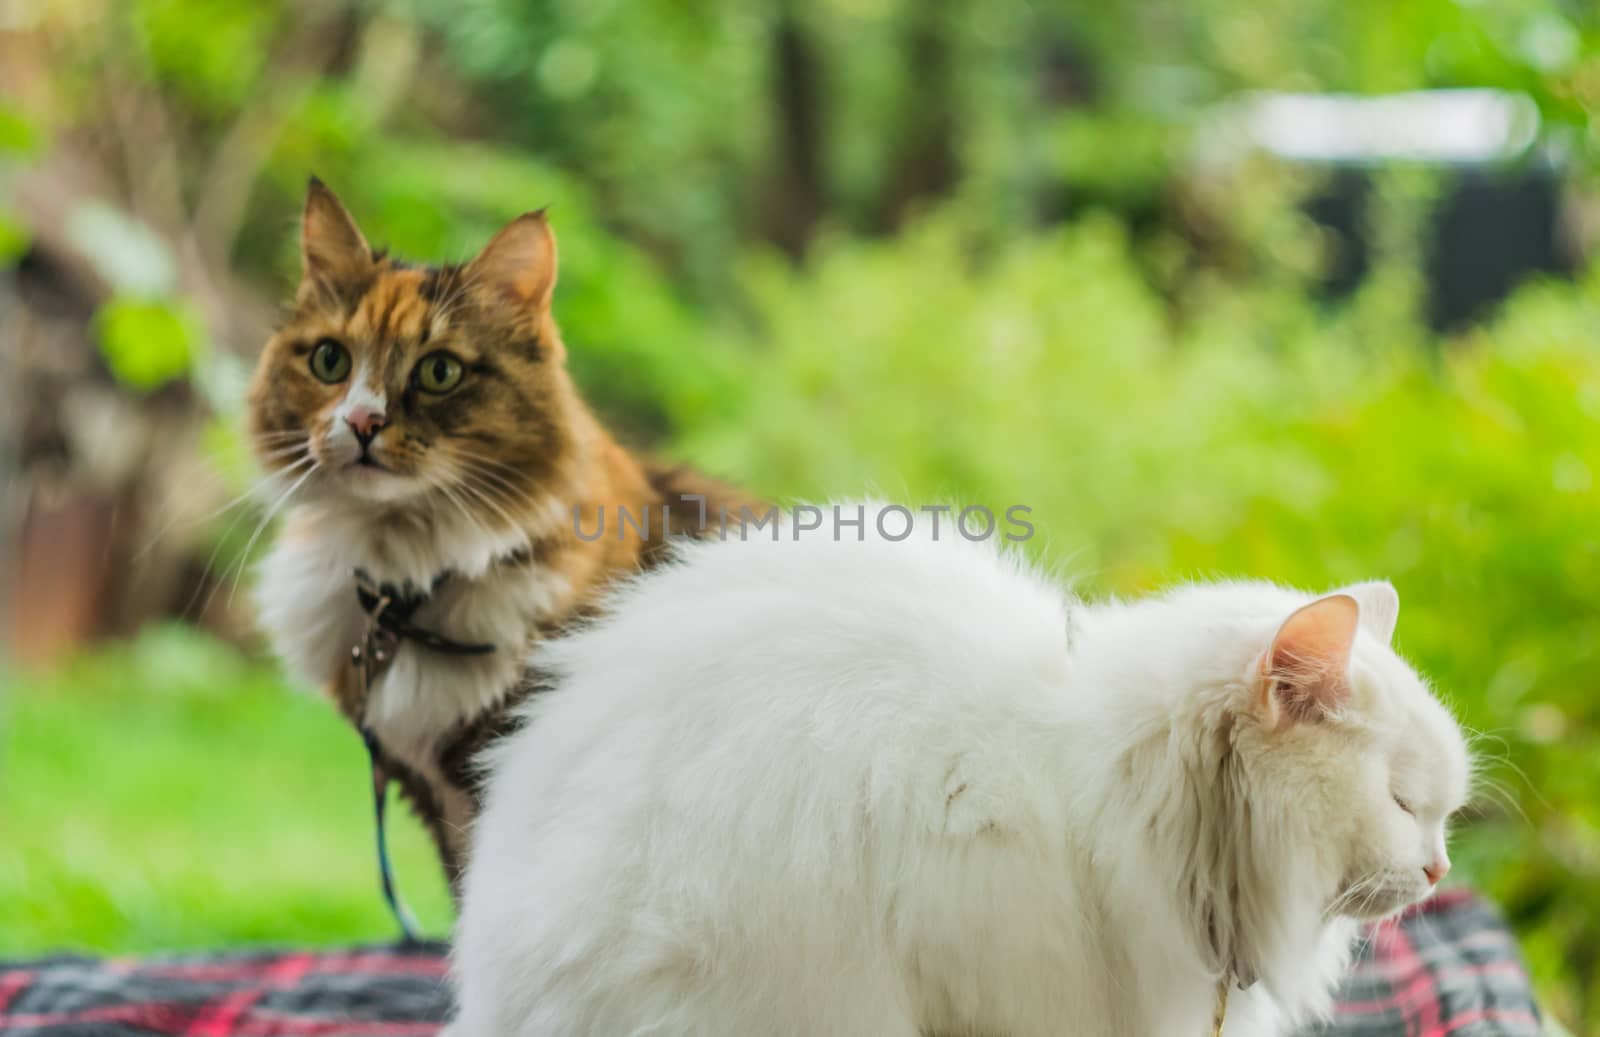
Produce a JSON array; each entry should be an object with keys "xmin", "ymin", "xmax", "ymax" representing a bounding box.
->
[{"xmin": 1211, "ymin": 975, "xmax": 1228, "ymax": 1037}]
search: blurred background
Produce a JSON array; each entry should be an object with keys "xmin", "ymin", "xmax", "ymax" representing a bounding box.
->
[{"xmin": 1, "ymin": 0, "xmax": 1597, "ymax": 1028}]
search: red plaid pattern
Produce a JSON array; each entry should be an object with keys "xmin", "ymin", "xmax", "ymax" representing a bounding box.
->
[
  {"xmin": 1302, "ymin": 890, "xmax": 1543, "ymax": 1036},
  {"xmin": 0, "ymin": 891, "xmax": 1540, "ymax": 1035}
]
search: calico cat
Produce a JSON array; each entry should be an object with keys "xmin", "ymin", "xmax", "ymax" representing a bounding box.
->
[
  {"xmin": 451, "ymin": 510, "xmax": 1470, "ymax": 1036},
  {"xmin": 248, "ymin": 179, "xmax": 749, "ymax": 891}
]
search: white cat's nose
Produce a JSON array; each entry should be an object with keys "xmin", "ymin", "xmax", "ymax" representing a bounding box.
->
[{"xmin": 1423, "ymin": 859, "xmax": 1450, "ymax": 886}]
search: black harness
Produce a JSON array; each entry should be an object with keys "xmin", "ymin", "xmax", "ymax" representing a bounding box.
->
[{"xmin": 349, "ymin": 567, "xmax": 497, "ymax": 942}]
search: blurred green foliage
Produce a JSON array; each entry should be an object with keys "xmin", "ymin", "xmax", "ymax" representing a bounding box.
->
[
  {"xmin": 94, "ymin": 297, "xmax": 204, "ymax": 391},
  {"xmin": 4, "ymin": 0, "xmax": 1599, "ymax": 1030}
]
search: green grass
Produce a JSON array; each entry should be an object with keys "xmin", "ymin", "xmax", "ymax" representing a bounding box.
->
[{"xmin": 1, "ymin": 626, "xmax": 453, "ymax": 954}]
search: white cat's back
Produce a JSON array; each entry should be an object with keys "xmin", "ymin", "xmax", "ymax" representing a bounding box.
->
[
  {"xmin": 455, "ymin": 523, "xmax": 1092, "ymax": 1035},
  {"xmin": 480, "ymin": 522, "xmax": 1078, "ymax": 836}
]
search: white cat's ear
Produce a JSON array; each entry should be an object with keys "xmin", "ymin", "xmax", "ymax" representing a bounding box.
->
[
  {"xmin": 300, "ymin": 177, "xmax": 371, "ymax": 298},
  {"xmin": 1337, "ymin": 580, "xmax": 1399, "ymax": 644},
  {"xmin": 468, "ymin": 210, "xmax": 558, "ymax": 315},
  {"xmin": 1257, "ymin": 593, "xmax": 1360, "ymax": 727}
]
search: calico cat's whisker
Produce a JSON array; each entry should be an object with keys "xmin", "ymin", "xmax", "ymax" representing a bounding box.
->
[
  {"xmin": 455, "ymin": 459, "xmax": 528, "ymax": 501},
  {"xmin": 254, "ymin": 445, "xmax": 316, "ymax": 464},
  {"xmin": 428, "ymin": 264, "xmax": 480, "ymax": 332},
  {"xmin": 180, "ymin": 455, "xmax": 316, "ymax": 617},
  {"xmin": 432, "ymin": 457, "xmax": 518, "ymax": 534},
  {"xmin": 449, "ymin": 458, "xmax": 545, "ymax": 523},
  {"xmin": 135, "ymin": 464, "xmax": 268, "ymax": 563},
  {"xmin": 452, "ymin": 473, "xmax": 527, "ymax": 535},
  {"xmin": 445, "ymin": 445, "xmax": 527, "ymax": 479},
  {"xmin": 454, "ymin": 460, "xmax": 541, "ymax": 516},
  {"xmin": 434, "ymin": 479, "xmax": 497, "ymax": 544},
  {"xmin": 458, "ymin": 458, "xmax": 528, "ymax": 489},
  {"xmin": 431, "ymin": 265, "xmax": 471, "ymax": 322},
  {"xmin": 251, "ymin": 435, "xmax": 318, "ymax": 453},
  {"xmin": 221, "ymin": 460, "xmax": 320, "ymax": 607},
  {"xmin": 435, "ymin": 264, "xmax": 488, "ymax": 328},
  {"xmin": 445, "ymin": 449, "xmax": 535, "ymax": 504}
]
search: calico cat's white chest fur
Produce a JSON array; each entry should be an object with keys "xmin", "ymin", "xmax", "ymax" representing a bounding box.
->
[{"xmin": 253, "ymin": 504, "xmax": 570, "ymax": 779}]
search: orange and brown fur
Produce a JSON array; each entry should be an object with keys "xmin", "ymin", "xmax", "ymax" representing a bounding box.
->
[{"xmin": 248, "ymin": 179, "xmax": 753, "ymax": 890}]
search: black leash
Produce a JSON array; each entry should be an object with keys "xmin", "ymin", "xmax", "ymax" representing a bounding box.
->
[{"xmin": 350, "ymin": 568, "xmax": 495, "ymax": 942}]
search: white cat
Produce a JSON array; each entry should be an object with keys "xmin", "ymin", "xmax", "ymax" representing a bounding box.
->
[{"xmin": 450, "ymin": 510, "xmax": 1470, "ymax": 1036}]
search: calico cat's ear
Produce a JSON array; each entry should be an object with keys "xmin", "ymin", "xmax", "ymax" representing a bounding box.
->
[
  {"xmin": 1256, "ymin": 593, "xmax": 1360, "ymax": 727},
  {"xmin": 1336, "ymin": 580, "xmax": 1399, "ymax": 644},
  {"xmin": 300, "ymin": 177, "xmax": 371, "ymax": 300},
  {"xmin": 467, "ymin": 211, "xmax": 558, "ymax": 316}
]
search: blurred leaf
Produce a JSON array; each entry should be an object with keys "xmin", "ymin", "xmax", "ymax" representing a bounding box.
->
[
  {"xmin": 135, "ymin": 0, "xmax": 281, "ymax": 118},
  {"xmin": 0, "ymin": 211, "xmax": 30, "ymax": 266},
  {"xmin": 93, "ymin": 296, "xmax": 204, "ymax": 392},
  {"xmin": 0, "ymin": 104, "xmax": 43, "ymax": 157}
]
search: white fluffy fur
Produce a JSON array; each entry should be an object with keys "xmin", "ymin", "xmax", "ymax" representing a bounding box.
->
[{"xmin": 451, "ymin": 509, "xmax": 1470, "ymax": 1036}]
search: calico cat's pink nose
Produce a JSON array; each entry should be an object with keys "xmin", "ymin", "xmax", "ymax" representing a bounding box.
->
[
  {"xmin": 346, "ymin": 406, "xmax": 386, "ymax": 442},
  {"xmin": 1424, "ymin": 860, "xmax": 1450, "ymax": 886}
]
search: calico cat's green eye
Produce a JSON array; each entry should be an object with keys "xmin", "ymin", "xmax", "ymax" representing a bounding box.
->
[
  {"xmin": 309, "ymin": 339, "xmax": 351, "ymax": 383},
  {"xmin": 414, "ymin": 351, "xmax": 465, "ymax": 394}
]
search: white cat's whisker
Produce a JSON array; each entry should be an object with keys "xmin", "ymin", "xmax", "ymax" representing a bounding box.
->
[
  {"xmin": 1466, "ymin": 774, "xmax": 1528, "ymax": 825},
  {"xmin": 1462, "ymin": 728, "xmax": 1543, "ymax": 818}
]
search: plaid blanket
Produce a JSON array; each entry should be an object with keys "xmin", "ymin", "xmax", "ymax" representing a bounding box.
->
[{"xmin": 0, "ymin": 890, "xmax": 1541, "ymax": 1036}]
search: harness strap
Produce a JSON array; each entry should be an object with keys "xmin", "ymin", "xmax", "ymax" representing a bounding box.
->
[
  {"xmin": 349, "ymin": 567, "xmax": 498, "ymax": 940},
  {"xmin": 354, "ymin": 569, "xmax": 496, "ymax": 656}
]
